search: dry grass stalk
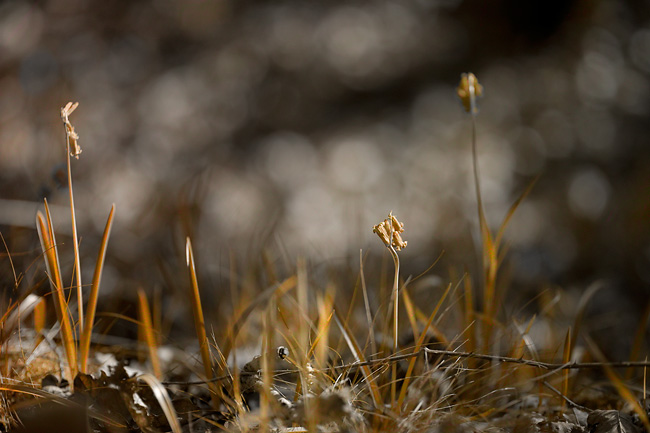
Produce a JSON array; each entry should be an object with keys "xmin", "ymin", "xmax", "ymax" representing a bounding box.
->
[
  {"xmin": 60, "ymin": 102, "xmax": 84, "ymax": 334},
  {"xmin": 373, "ymin": 212, "xmax": 407, "ymax": 407},
  {"xmin": 457, "ymin": 74, "xmax": 540, "ymax": 359},
  {"xmin": 137, "ymin": 289, "xmax": 162, "ymax": 379}
]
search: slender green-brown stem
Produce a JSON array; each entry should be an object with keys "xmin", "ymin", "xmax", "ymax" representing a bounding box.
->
[
  {"xmin": 388, "ymin": 243, "xmax": 399, "ymax": 407},
  {"xmin": 63, "ymin": 117, "xmax": 83, "ymax": 334}
]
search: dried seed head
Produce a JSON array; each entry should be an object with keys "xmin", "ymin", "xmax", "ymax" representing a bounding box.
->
[
  {"xmin": 373, "ymin": 212, "xmax": 407, "ymax": 251},
  {"xmin": 457, "ymin": 73, "xmax": 483, "ymax": 114},
  {"xmin": 61, "ymin": 102, "xmax": 82, "ymax": 159},
  {"xmin": 61, "ymin": 102, "xmax": 79, "ymax": 119}
]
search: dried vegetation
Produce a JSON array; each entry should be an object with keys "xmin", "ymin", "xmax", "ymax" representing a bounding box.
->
[{"xmin": 1, "ymin": 76, "xmax": 649, "ymax": 433}]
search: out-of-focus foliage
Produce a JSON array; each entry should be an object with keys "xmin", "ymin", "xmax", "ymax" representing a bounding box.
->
[{"xmin": 0, "ymin": 0, "xmax": 649, "ymax": 310}]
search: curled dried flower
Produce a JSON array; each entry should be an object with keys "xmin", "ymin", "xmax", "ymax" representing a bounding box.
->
[
  {"xmin": 373, "ymin": 212, "xmax": 407, "ymax": 251},
  {"xmin": 61, "ymin": 102, "xmax": 81, "ymax": 159},
  {"xmin": 457, "ymin": 72, "xmax": 483, "ymax": 114},
  {"xmin": 61, "ymin": 101, "xmax": 78, "ymax": 119}
]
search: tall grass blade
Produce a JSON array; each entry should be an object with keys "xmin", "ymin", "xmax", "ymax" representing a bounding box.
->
[
  {"xmin": 137, "ymin": 289, "xmax": 162, "ymax": 379},
  {"xmin": 36, "ymin": 206, "xmax": 77, "ymax": 381},
  {"xmin": 80, "ymin": 204, "xmax": 115, "ymax": 373},
  {"xmin": 34, "ymin": 296, "xmax": 46, "ymax": 347},
  {"xmin": 186, "ymin": 237, "xmax": 220, "ymax": 409},
  {"xmin": 401, "ymin": 286, "xmax": 419, "ymax": 345},
  {"xmin": 311, "ymin": 291, "xmax": 334, "ymax": 369}
]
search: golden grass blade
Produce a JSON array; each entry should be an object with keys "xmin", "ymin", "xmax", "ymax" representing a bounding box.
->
[
  {"xmin": 333, "ymin": 310, "xmax": 383, "ymax": 408},
  {"xmin": 397, "ymin": 282, "xmax": 452, "ymax": 411},
  {"xmin": 34, "ymin": 296, "xmax": 46, "ymax": 346},
  {"xmin": 136, "ymin": 373, "xmax": 182, "ymax": 433},
  {"xmin": 308, "ymin": 290, "xmax": 334, "ymax": 369},
  {"xmin": 137, "ymin": 289, "xmax": 162, "ymax": 379},
  {"xmin": 186, "ymin": 237, "xmax": 220, "ymax": 409},
  {"xmin": 401, "ymin": 286, "xmax": 419, "ymax": 345},
  {"xmin": 36, "ymin": 207, "xmax": 77, "ymax": 381},
  {"xmin": 561, "ymin": 327, "xmax": 571, "ymax": 410},
  {"xmin": 79, "ymin": 204, "xmax": 115, "ymax": 373}
]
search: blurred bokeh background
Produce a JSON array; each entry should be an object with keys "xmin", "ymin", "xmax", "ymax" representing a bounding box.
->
[{"xmin": 1, "ymin": 0, "xmax": 649, "ymax": 340}]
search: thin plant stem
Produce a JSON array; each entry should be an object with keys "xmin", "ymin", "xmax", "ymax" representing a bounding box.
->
[
  {"xmin": 388, "ymin": 243, "xmax": 399, "ymax": 407},
  {"xmin": 62, "ymin": 114, "xmax": 84, "ymax": 334}
]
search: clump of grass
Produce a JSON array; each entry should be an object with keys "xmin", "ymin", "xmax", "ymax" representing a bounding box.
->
[{"xmin": 32, "ymin": 104, "xmax": 116, "ymax": 383}]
